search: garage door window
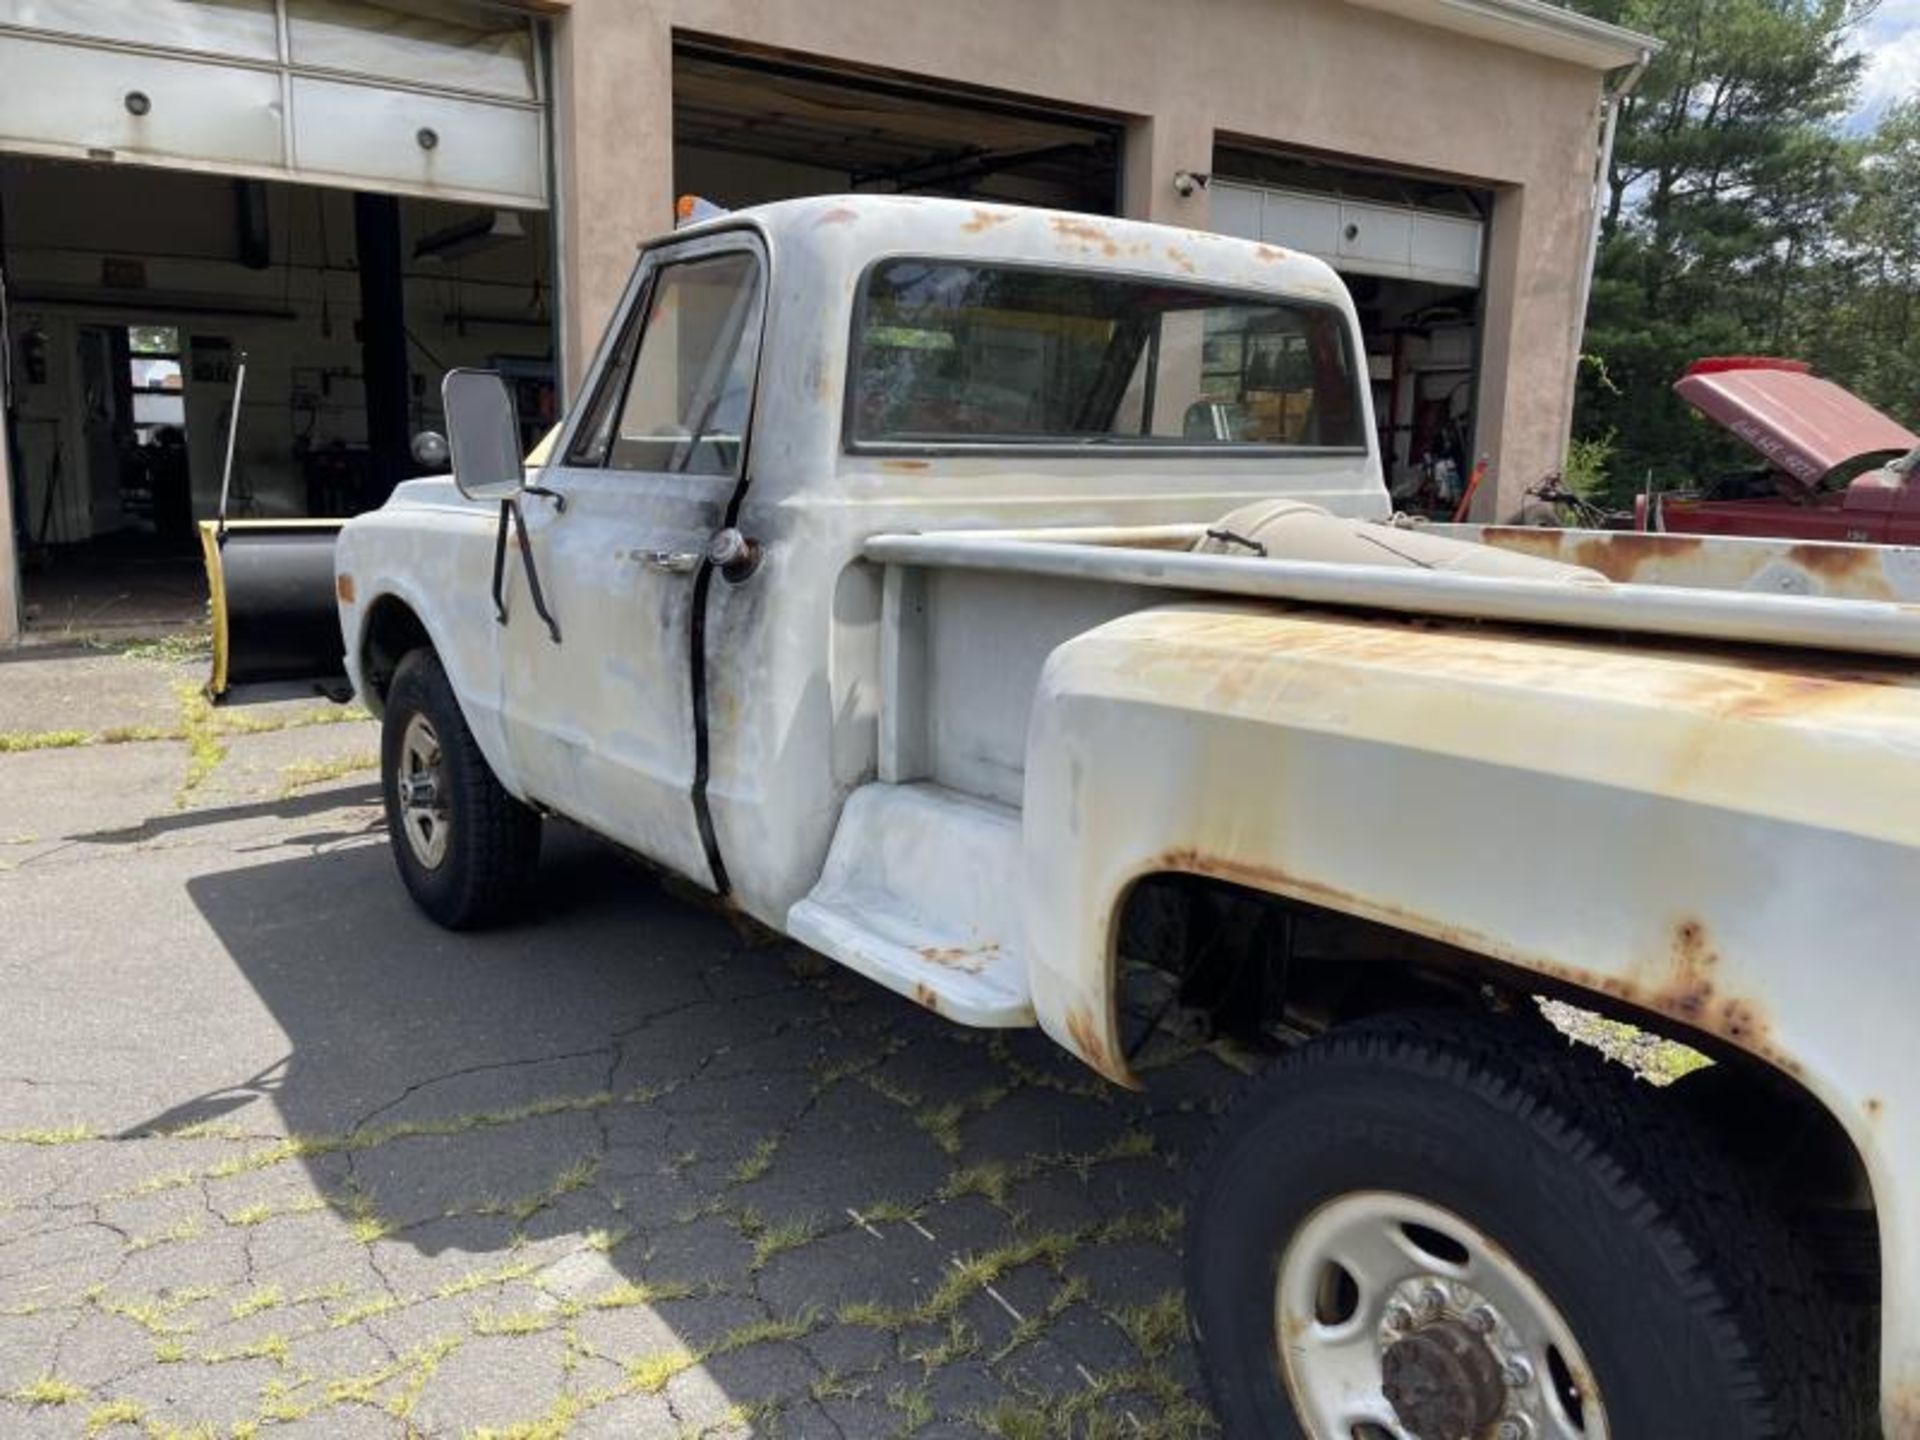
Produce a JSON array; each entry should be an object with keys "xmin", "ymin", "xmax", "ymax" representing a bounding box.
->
[{"xmin": 851, "ymin": 260, "xmax": 1363, "ymax": 451}]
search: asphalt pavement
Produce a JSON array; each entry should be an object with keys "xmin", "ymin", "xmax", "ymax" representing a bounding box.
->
[{"xmin": 0, "ymin": 641, "xmax": 1232, "ymax": 1438}]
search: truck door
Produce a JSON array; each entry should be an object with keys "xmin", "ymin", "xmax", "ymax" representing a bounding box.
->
[{"xmin": 497, "ymin": 231, "xmax": 766, "ymax": 888}]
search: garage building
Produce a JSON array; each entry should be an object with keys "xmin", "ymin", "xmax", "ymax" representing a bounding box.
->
[{"xmin": 0, "ymin": 0, "xmax": 1654, "ymax": 645}]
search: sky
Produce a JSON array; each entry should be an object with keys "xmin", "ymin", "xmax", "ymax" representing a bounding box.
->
[{"xmin": 1852, "ymin": 0, "xmax": 1920, "ymax": 127}]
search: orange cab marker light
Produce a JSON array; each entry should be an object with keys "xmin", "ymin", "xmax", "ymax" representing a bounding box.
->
[
  {"xmin": 674, "ymin": 195, "xmax": 729, "ymax": 229},
  {"xmin": 336, "ymin": 573, "xmax": 356, "ymax": 604}
]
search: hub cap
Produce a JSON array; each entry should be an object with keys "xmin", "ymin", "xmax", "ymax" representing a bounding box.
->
[
  {"xmin": 1276, "ymin": 1191, "xmax": 1606, "ymax": 1440},
  {"xmin": 397, "ymin": 713, "xmax": 449, "ymax": 870}
]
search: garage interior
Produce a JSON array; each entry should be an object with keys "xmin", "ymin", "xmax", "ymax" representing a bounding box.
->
[
  {"xmin": 0, "ymin": 0, "xmax": 557, "ymax": 642},
  {"xmin": 1211, "ymin": 145, "xmax": 1489, "ymax": 517},
  {"xmin": 1, "ymin": 157, "xmax": 555, "ymax": 635},
  {"xmin": 672, "ymin": 43, "xmax": 1122, "ymax": 215}
]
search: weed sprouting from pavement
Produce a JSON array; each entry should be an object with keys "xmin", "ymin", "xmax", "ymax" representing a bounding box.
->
[
  {"xmin": 0, "ymin": 1122, "xmax": 99, "ymax": 1145},
  {"xmin": 750, "ymin": 1214, "xmax": 822, "ymax": 1270},
  {"xmin": 12, "ymin": 1373, "xmax": 87, "ymax": 1405},
  {"xmin": 625, "ymin": 1347, "xmax": 700, "ymax": 1394},
  {"xmin": 593, "ymin": 1279, "xmax": 697, "ymax": 1310},
  {"xmin": 229, "ymin": 1286, "xmax": 282, "ymax": 1320},
  {"xmin": 728, "ymin": 1135, "xmax": 779, "ymax": 1183},
  {"xmin": 0, "ymin": 729, "xmax": 91, "ymax": 753},
  {"xmin": 278, "ymin": 751, "xmax": 378, "ymax": 795}
]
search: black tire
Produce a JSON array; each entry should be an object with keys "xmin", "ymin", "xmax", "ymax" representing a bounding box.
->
[
  {"xmin": 1187, "ymin": 1011, "xmax": 1867, "ymax": 1439},
  {"xmin": 381, "ymin": 647, "xmax": 539, "ymax": 930}
]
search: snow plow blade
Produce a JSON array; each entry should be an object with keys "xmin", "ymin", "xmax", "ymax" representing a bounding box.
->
[{"xmin": 199, "ymin": 520, "xmax": 352, "ymax": 706}]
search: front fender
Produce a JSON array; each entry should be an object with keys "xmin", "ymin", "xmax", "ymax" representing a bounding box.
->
[
  {"xmin": 1020, "ymin": 601, "xmax": 1920, "ymax": 1421},
  {"xmin": 336, "ymin": 506, "xmax": 523, "ymax": 801}
]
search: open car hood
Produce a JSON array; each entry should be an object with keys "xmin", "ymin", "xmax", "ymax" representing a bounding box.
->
[{"xmin": 1673, "ymin": 357, "xmax": 1918, "ymax": 486}]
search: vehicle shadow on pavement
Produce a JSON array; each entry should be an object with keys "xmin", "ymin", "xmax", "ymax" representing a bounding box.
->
[
  {"xmin": 68, "ymin": 783, "xmax": 386, "ymax": 848},
  {"xmin": 163, "ymin": 819, "xmax": 1231, "ymax": 1435}
]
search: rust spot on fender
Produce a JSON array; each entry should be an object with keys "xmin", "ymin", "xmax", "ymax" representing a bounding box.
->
[
  {"xmin": 1865, "ymin": 1097, "xmax": 1884, "ymax": 1121},
  {"xmin": 1254, "ymin": 244, "xmax": 1291, "ymax": 264},
  {"xmin": 1163, "ymin": 245, "xmax": 1196, "ymax": 274},
  {"xmin": 1155, "ymin": 849, "xmax": 1802, "ymax": 1075},
  {"xmin": 814, "ymin": 206, "xmax": 859, "ymax": 227},
  {"xmin": 913, "ymin": 982, "xmax": 941, "ymax": 1013},
  {"xmin": 1884, "ymin": 1386, "xmax": 1920, "ymax": 1439},
  {"xmin": 1476, "ymin": 527, "xmax": 1705, "ymax": 584},
  {"xmin": 1065, "ymin": 1005, "xmax": 1131, "ymax": 1086},
  {"xmin": 1050, "ymin": 217, "xmax": 1117, "ymax": 257},
  {"xmin": 879, "ymin": 458, "xmax": 930, "ymax": 473},
  {"xmin": 917, "ymin": 942, "xmax": 996, "ymax": 974},
  {"xmin": 962, "ymin": 207, "xmax": 1012, "ymax": 233},
  {"xmin": 1785, "ymin": 542, "xmax": 1896, "ymax": 598}
]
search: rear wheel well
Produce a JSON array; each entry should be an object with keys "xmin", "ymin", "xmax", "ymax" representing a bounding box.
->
[
  {"xmin": 1117, "ymin": 871, "xmax": 1881, "ymax": 1316},
  {"xmin": 359, "ymin": 596, "xmax": 433, "ymax": 708}
]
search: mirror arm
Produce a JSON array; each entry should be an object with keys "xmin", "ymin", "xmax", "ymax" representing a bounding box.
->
[
  {"xmin": 489, "ymin": 498, "xmax": 563, "ymax": 645},
  {"xmin": 523, "ymin": 482, "xmax": 567, "ymax": 513},
  {"xmin": 490, "ymin": 500, "xmax": 513, "ymax": 627}
]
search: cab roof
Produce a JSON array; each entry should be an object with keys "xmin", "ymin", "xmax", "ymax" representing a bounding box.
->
[{"xmin": 665, "ymin": 193, "xmax": 1355, "ymax": 309}]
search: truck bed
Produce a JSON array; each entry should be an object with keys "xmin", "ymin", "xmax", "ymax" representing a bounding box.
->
[{"xmin": 1440, "ymin": 522, "xmax": 1920, "ymax": 604}]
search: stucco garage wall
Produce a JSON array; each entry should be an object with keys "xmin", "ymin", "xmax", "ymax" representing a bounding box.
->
[{"xmin": 550, "ymin": 0, "xmax": 1609, "ymax": 518}]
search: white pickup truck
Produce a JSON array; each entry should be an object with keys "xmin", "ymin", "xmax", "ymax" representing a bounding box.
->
[{"xmin": 205, "ymin": 195, "xmax": 1920, "ymax": 1438}]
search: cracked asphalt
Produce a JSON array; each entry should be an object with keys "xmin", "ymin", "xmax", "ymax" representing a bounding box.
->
[{"xmin": 0, "ymin": 643, "xmax": 1236, "ymax": 1438}]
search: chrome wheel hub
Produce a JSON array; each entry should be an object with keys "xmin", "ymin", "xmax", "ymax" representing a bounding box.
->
[
  {"xmin": 1277, "ymin": 1192, "xmax": 1606, "ymax": 1440},
  {"xmin": 397, "ymin": 713, "xmax": 449, "ymax": 870}
]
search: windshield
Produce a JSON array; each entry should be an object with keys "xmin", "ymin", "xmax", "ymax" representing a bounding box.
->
[{"xmin": 850, "ymin": 259, "xmax": 1364, "ymax": 450}]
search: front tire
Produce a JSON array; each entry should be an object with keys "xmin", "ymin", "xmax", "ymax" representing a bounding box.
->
[
  {"xmin": 381, "ymin": 647, "xmax": 539, "ymax": 929},
  {"xmin": 1186, "ymin": 1012, "xmax": 1865, "ymax": 1439}
]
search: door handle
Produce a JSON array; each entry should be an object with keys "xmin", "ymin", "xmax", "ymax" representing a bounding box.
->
[{"xmin": 628, "ymin": 548, "xmax": 701, "ymax": 573}]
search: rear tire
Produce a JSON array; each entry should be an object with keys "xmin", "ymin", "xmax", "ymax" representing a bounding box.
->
[
  {"xmin": 1186, "ymin": 1011, "xmax": 1866, "ymax": 1439},
  {"xmin": 381, "ymin": 647, "xmax": 539, "ymax": 929}
]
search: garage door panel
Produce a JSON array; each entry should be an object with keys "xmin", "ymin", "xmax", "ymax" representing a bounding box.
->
[
  {"xmin": 1336, "ymin": 201, "xmax": 1411, "ymax": 270},
  {"xmin": 290, "ymin": 76, "xmax": 542, "ymax": 205},
  {"xmin": 286, "ymin": 0, "xmax": 536, "ymax": 101},
  {"xmin": 1209, "ymin": 182, "xmax": 1262, "ymax": 243},
  {"xmin": 0, "ymin": 33, "xmax": 285, "ymax": 169},
  {"xmin": 1212, "ymin": 179, "xmax": 1481, "ymax": 288},
  {"xmin": 1264, "ymin": 190, "xmax": 1342, "ymax": 256},
  {"xmin": 1411, "ymin": 213, "xmax": 1482, "ymax": 284},
  {"xmin": 0, "ymin": 0, "xmax": 278, "ymax": 62}
]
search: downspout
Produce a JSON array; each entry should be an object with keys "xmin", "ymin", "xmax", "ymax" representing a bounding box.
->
[{"xmin": 1565, "ymin": 48, "xmax": 1652, "ymax": 442}]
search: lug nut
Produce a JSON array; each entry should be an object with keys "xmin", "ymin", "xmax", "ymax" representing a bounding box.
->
[
  {"xmin": 1417, "ymin": 1284, "xmax": 1446, "ymax": 1319},
  {"xmin": 1503, "ymin": 1355, "xmax": 1534, "ymax": 1388},
  {"xmin": 1466, "ymin": 1305, "xmax": 1498, "ymax": 1334},
  {"xmin": 1383, "ymin": 1304, "xmax": 1414, "ymax": 1333},
  {"xmin": 1494, "ymin": 1419, "xmax": 1533, "ymax": 1440}
]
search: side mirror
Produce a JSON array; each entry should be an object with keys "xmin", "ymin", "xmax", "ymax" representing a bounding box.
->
[{"xmin": 442, "ymin": 369, "xmax": 524, "ymax": 502}]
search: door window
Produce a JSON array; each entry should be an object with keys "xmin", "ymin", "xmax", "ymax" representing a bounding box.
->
[{"xmin": 576, "ymin": 250, "xmax": 762, "ymax": 477}]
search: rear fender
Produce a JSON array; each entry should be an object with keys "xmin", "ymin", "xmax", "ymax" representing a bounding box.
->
[{"xmin": 1019, "ymin": 599, "xmax": 1920, "ymax": 1418}]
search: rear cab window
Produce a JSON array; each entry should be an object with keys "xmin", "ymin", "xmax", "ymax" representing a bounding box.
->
[{"xmin": 848, "ymin": 259, "xmax": 1364, "ymax": 453}]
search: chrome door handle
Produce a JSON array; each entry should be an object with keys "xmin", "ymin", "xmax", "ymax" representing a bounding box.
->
[{"xmin": 628, "ymin": 548, "xmax": 700, "ymax": 573}]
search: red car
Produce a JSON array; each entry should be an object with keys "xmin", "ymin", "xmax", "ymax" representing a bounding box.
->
[{"xmin": 1644, "ymin": 357, "xmax": 1920, "ymax": 543}]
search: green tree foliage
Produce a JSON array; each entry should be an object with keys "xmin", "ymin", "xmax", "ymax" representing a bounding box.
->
[
  {"xmin": 1564, "ymin": 0, "xmax": 1886, "ymax": 499},
  {"xmin": 1807, "ymin": 99, "xmax": 1920, "ymax": 420}
]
